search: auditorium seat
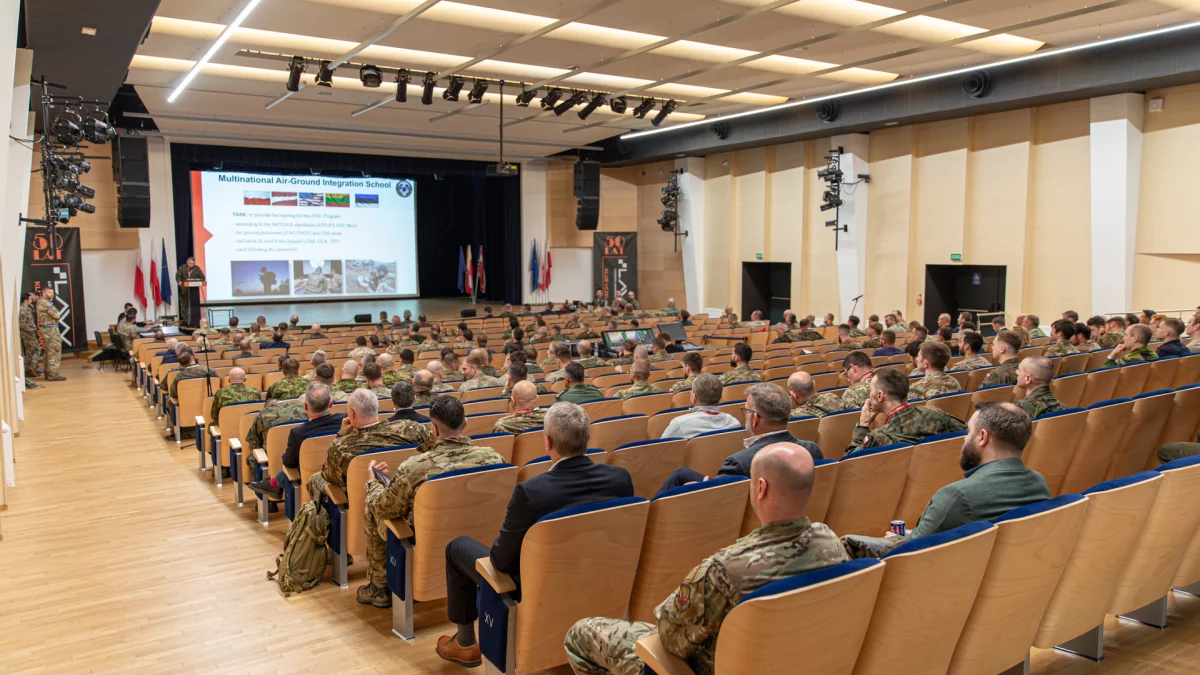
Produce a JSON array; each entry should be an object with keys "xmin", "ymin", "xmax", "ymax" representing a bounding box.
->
[
  {"xmin": 1050, "ymin": 372, "xmax": 1088, "ymax": 408},
  {"xmin": 588, "ymin": 414, "xmax": 649, "ymax": 453},
  {"xmin": 338, "ymin": 445, "xmax": 421, "ymax": 563},
  {"xmin": 892, "ymin": 431, "xmax": 968, "ymax": 526},
  {"xmin": 965, "ymin": 368, "xmax": 996, "ymax": 391},
  {"xmin": 511, "ymin": 428, "xmax": 545, "ymax": 467},
  {"xmin": 1142, "ymin": 357, "xmax": 1180, "ymax": 393},
  {"xmin": 1108, "ymin": 456, "xmax": 1200, "ymax": 629},
  {"xmin": 206, "ymin": 399, "xmax": 265, "ymax": 494},
  {"xmin": 741, "ymin": 458, "xmax": 840, "ymax": 537},
  {"xmin": 787, "ymin": 416, "xmax": 821, "ymax": 444},
  {"xmin": 262, "ymin": 371, "xmax": 285, "ymax": 390},
  {"xmin": 383, "ymin": 463, "xmax": 517, "ymax": 640},
  {"xmin": 591, "ymin": 373, "xmax": 628, "ymax": 391},
  {"xmin": 1079, "ymin": 366, "xmax": 1120, "ymax": 407},
  {"xmin": 606, "ymin": 438, "xmax": 688, "ymax": 499},
  {"xmin": 621, "ymin": 392, "xmax": 674, "ymax": 417},
  {"xmin": 671, "ymin": 390, "xmax": 693, "ymax": 407},
  {"xmin": 852, "ymin": 522, "xmax": 998, "ymax": 675},
  {"xmin": 1111, "ymin": 362, "xmax": 1153, "ymax": 399},
  {"xmin": 472, "ymin": 432, "xmax": 514, "ymax": 463},
  {"xmin": 478, "ymin": 497, "xmax": 649, "ymax": 674},
  {"xmin": 647, "ymin": 406, "xmax": 691, "ymax": 438},
  {"xmin": 1106, "ymin": 390, "xmax": 1175, "ymax": 479},
  {"xmin": 463, "ymin": 397, "xmax": 510, "ymax": 415},
  {"xmin": 923, "ymin": 391, "xmax": 972, "ymax": 422},
  {"xmin": 1170, "ymin": 354, "xmax": 1200, "ymax": 388},
  {"xmin": 462, "ymin": 387, "xmax": 505, "ymax": 403},
  {"xmin": 815, "ymin": 408, "xmax": 861, "ymax": 460},
  {"xmin": 717, "ymin": 400, "xmax": 745, "ymax": 425},
  {"xmin": 1157, "ymin": 384, "xmax": 1200, "ymax": 449},
  {"xmin": 948, "ymin": 495, "xmax": 1088, "ymax": 675},
  {"xmin": 1056, "ymin": 353, "xmax": 1091, "ymax": 377},
  {"xmin": 288, "ymin": 431, "xmax": 338, "ymax": 512},
  {"xmin": 945, "ymin": 370, "xmax": 971, "ymax": 390},
  {"xmin": 1021, "ymin": 408, "xmax": 1087, "ymax": 496},
  {"xmin": 579, "ymin": 398, "xmax": 624, "ymax": 421},
  {"xmin": 517, "ymin": 448, "xmax": 606, "ymax": 483},
  {"xmin": 970, "ymin": 383, "xmax": 1014, "ymax": 408},
  {"xmin": 1084, "ymin": 351, "xmax": 1110, "ymax": 372},
  {"xmin": 169, "ymin": 376, "xmax": 221, "ymax": 447},
  {"xmin": 683, "ymin": 427, "xmax": 748, "ymax": 477},
  {"xmin": 463, "ymin": 412, "xmax": 507, "ymax": 437},
  {"xmin": 627, "ymin": 476, "xmax": 749, "ymax": 622},
  {"xmin": 825, "ymin": 444, "xmax": 914, "ymax": 536},
  {"xmin": 1033, "ymin": 472, "xmax": 1162, "ymax": 660},
  {"xmin": 1058, "ymin": 399, "xmax": 1135, "ymax": 495},
  {"xmin": 636, "ymin": 559, "xmax": 885, "ymax": 675}
]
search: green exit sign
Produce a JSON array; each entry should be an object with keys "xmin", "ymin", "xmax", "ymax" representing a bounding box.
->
[
  {"xmin": 950, "ymin": 253, "xmax": 962, "ymax": 262},
  {"xmin": 756, "ymin": 252, "xmax": 763, "ymax": 260}
]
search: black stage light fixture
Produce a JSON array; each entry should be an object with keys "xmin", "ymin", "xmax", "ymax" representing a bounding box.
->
[
  {"xmin": 554, "ymin": 90, "xmax": 586, "ymax": 116},
  {"xmin": 73, "ymin": 159, "xmax": 91, "ymax": 174},
  {"xmin": 540, "ymin": 87, "xmax": 563, "ymax": 110},
  {"xmin": 360, "ymin": 65, "xmax": 383, "ymax": 88},
  {"xmin": 314, "ymin": 60, "xmax": 334, "ymax": 87},
  {"xmin": 51, "ymin": 109, "xmax": 83, "ymax": 145},
  {"xmin": 395, "ymin": 68, "xmax": 410, "ymax": 102},
  {"xmin": 631, "ymin": 97, "xmax": 655, "ymax": 119},
  {"xmin": 466, "ymin": 78, "xmax": 489, "ymax": 104},
  {"xmin": 657, "ymin": 210, "xmax": 677, "ymax": 230},
  {"xmin": 76, "ymin": 202, "xmax": 96, "ymax": 215},
  {"xmin": 820, "ymin": 199, "xmax": 843, "ymax": 212},
  {"xmin": 421, "ymin": 71, "xmax": 436, "ymax": 105},
  {"xmin": 609, "ymin": 95, "xmax": 627, "ymax": 114},
  {"xmin": 651, "ymin": 99, "xmax": 677, "ymax": 126},
  {"xmin": 577, "ymin": 92, "xmax": 606, "ymax": 120},
  {"xmin": 75, "ymin": 183, "xmax": 96, "ymax": 199},
  {"xmin": 52, "ymin": 173, "xmax": 78, "ymax": 190},
  {"xmin": 515, "ymin": 88, "xmax": 537, "ymax": 107},
  {"xmin": 83, "ymin": 113, "xmax": 115, "ymax": 144},
  {"xmin": 286, "ymin": 56, "xmax": 305, "ymax": 92},
  {"xmin": 442, "ymin": 75, "xmax": 465, "ymax": 101}
]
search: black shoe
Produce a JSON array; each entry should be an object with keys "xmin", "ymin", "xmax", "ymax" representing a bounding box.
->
[
  {"xmin": 248, "ymin": 480, "xmax": 283, "ymax": 498},
  {"xmin": 267, "ymin": 501, "xmax": 280, "ymax": 514}
]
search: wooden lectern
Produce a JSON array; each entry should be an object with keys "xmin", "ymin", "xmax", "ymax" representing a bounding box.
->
[{"xmin": 182, "ymin": 280, "xmax": 205, "ymax": 327}]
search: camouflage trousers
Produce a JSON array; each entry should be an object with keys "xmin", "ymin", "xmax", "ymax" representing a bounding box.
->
[
  {"xmin": 364, "ymin": 486, "xmax": 407, "ymax": 586},
  {"xmin": 564, "ymin": 618, "xmax": 654, "ymax": 675},
  {"xmin": 42, "ymin": 327, "xmax": 61, "ymax": 378},
  {"xmin": 20, "ymin": 329, "xmax": 40, "ymax": 375},
  {"xmin": 1157, "ymin": 442, "xmax": 1200, "ymax": 465}
]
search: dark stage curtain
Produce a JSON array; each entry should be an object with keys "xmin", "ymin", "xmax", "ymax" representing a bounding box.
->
[{"xmin": 168, "ymin": 143, "xmax": 522, "ymax": 304}]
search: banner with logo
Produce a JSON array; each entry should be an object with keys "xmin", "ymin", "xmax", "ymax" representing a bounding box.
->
[
  {"xmin": 22, "ymin": 226, "xmax": 88, "ymax": 353},
  {"xmin": 593, "ymin": 232, "xmax": 638, "ymax": 303}
]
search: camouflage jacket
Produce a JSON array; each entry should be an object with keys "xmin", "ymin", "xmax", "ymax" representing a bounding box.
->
[
  {"xmin": 246, "ymin": 398, "xmax": 307, "ymax": 450},
  {"xmin": 443, "ymin": 371, "xmax": 465, "ymax": 383},
  {"xmin": 481, "ymin": 365, "xmax": 500, "ymax": 378},
  {"xmin": 671, "ymin": 375, "xmax": 697, "ymax": 393},
  {"xmin": 460, "ymin": 373, "xmax": 504, "ymax": 393},
  {"xmin": 577, "ymin": 357, "xmax": 606, "ymax": 369},
  {"xmin": 347, "ymin": 346, "xmax": 375, "ymax": 359},
  {"xmin": 366, "ymin": 384, "xmax": 391, "ymax": 398},
  {"xmin": 790, "ymin": 392, "xmax": 852, "ymax": 419},
  {"xmin": 1015, "ymin": 386, "xmax": 1066, "ymax": 419},
  {"xmin": 267, "ymin": 375, "xmax": 309, "ymax": 401},
  {"xmin": 861, "ymin": 337, "xmax": 881, "ymax": 349},
  {"xmin": 365, "ymin": 436, "xmax": 506, "ymax": 527},
  {"xmin": 1028, "ymin": 328, "xmax": 1047, "ymax": 338},
  {"xmin": 211, "ymin": 383, "xmax": 261, "ymax": 422},
  {"xmin": 1098, "ymin": 332, "xmax": 1124, "ymax": 349},
  {"xmin": 649, "ymin": 352, "xmax": 675, "ymax": 363},
  {"xmin": 848, "ymin": 328, "xmax": 868, "ymax": 338},
  {"xmin": 610, "ymin": 356, "xmax": 634, "ymax": 367},
  {"xmin": 838, "ymin": 341, "xmax": 864, "ymax": 351},
  {"xmin": 1105, "ymin": 345, "xmax": 1159, "ymax": 368},
  {"xmin": 719, "ymin": 365, "xmax": 762, "ymax": 386},
  {"xmin": 616, "ymin": 382, "xmax": 661, "ymax": 400},
  {"xmin": 772, "ymin": 333, "xmax": 796, "ymax": 344},
  {"xmin": 318, "ymin": 419, "xmax": 434, "ymax": 492},
  {"xmin": 950, "ymin": 354, "xmax": 992, "ymax": 371},
  {"xmin": 841, "ymin": 373, "xmax": 875, "ymax": 407},
  {"xmin": 848, "ymin": 404, "xmax": 967, "ymax": 456},
  {"xmin": 194, "ymin": 326, "xmax": 218, "ymax": 336},
  {"xmin": 333, "ymin": 378, "xmax": 363, "ymax": 393},
  {"xmin": 980, "ymin": 358, "xmax": 1021, "ymax": 388},
  {"xmin": 116, "ymin": 321, "xmax": 142, "ymax": 349},
  {"xmin": 381, "ymin": 371, "xmax": 404, "ymax": 387},
  {"xmin": 1079, "ymin": 341, "xmax": 1103, "ymax": 353},
  {"xmin": 540, "ymin": 357, "xmax": 559, "ymax": 370},
  {"xmin": 170, "ymin": 364, "xmax": 218, "ymax": 399},
  {"xmin": 1042, "ymin": 341, "xmax": 1079, "ymax": 357},
  {"xmin": 544, "ymin": 367, "xmax": 568, "ymax": 384},
  {"xmin": 395, "ymin": 364, "xmax": 418, "ymax": 380},
  {"xmin": 18, "ymin": 303, "xmax": 35, "ymax": 335},
  {"xmin": 501, "ymin": 381, "xmax": 551, "ymax": 397},
  {"xmin": 35, "ymin": 297, "xmax": 60, "ymax": 326},
  {"xmin": 330, "ymin": 388, "xmax": 350, "ymax": 403},
  {"xmin": 576, "ymin": 330, "xmax": 600, "ymax": 340},
  {"xmin": 908, "ymin": 371, "xmax": 962, "ymax": 400},
  {"xmin": 655, "ymin": 518, "xmax": 848, "ymax": 675},
  {"xmin": 493, "ymin": 408, "xmax": 547, "ymax": 435},
  {"xmin": 792, "ymin": 330, "xmax": 824, "ymax": 342},
  {"xmin": 413, "ymin": 390, "xmax": 440, "ymax": 407}
]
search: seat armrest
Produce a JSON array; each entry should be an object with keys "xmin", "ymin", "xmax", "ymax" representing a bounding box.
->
[
  {"xmin": 194, "ymin": 415, "xmax": 205, "ymax": 427},
  {"xmin": 475, "ymin": 557, "xmax": 517, "ymax": 594},
  {"xmin": 228, "ymin": 438, "xmax": 239, "ymax": 451},
  {"xmin": 252, "ymin": 448, "xmax": 268, "ymax": 465},
  {"xmin": 325, "ymin": 484, "xmax": 348, "ymax": 507},
  {"xmin": 282, "ymin": 466, "xmax": 300, "ymax": 482},
  {"xmin": 385, "ymin": 518, "xmax": 413, "ymax": 539},
  {"xmin": 210, "ymin": 427, "xmax": 221, "ymax": 439},
  {"xmin": 635, "ymin": 634, "xmax": 696, "ymax": 675}
]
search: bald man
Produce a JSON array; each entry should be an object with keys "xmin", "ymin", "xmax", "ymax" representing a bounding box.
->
[
  {"xmin": 787, "ymin": 371, "xmax": 852, "ymax": 419},
  {"xmin": 425, "ymin": 362, "xmax": 457, "ymax": 393},
  {"xmin": 335, "ymin": 361, "xmax": 362, "ymax": 393},
  {"xmin": 661, "ymin": 297, "xmax": 681, "ymax": 317},
  {"xmin": 615, "ymin": 360, "xmax": 661, "ymax": 400},
  {"xmin": 210, "ymin": 367, "xmax": 261, "ymax": 422},
  {"xmin": 576, "ymin": 340, "xmax": 605, "ymax": 369},
  {"xmin": 1013, "ymin": 356, "xmax": 1065, "ymax": 419},
  {"xmin": 493, "ymin": 380, "xmax": 547, "ymax": 434},
  {"xmin": 566, "ymin": 443, "xmax": 848, "ymax": 675}
]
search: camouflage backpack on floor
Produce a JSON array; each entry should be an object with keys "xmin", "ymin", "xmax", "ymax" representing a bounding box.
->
[{"xmin": 267, "ymin": 496, "xmax": 331, "ymax": 596}]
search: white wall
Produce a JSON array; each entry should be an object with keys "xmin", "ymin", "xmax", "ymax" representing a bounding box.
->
[
  {"xmin": 546, "ymin": 247, "xmax": 592, "ymax": 302},
  {"xmin": 141, "ymin": 137, "xmax": 177, "ymax": 320},
  {"xmin": 82, "ymin": 249, "xmax": 137, "ymax": 339}
]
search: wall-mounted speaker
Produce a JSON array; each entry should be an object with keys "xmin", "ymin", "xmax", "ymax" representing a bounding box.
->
[
  {"xmin": 574, "ymin": 160, "xmax": 600, "ymax": 230},
  {"xmin": 963, "ymin": 71, "xmax": 991, "ymax": 99},
  {"xmin": 112, "ymin": 136, "xmax": 151, "ymax": 228},
  {"xmin": 816, "ymin": 101, "xmax": 839, "ymax": 123},
  {"xmin": 710, "ymin": 121, "xmax": 729, "ymax": 140}
]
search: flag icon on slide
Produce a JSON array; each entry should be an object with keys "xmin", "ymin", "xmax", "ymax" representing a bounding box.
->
[
  {"xmin": 326, "ymin": 193, "xmax": 350, "ymax": 207},
  {"xmin": 243, "ymin": 191, "xmax": 270, "ymax": 205},
  {"xmin": 271, "ymin": 192, "xmax": 298, "ymax": 206},
  {"xmin": 354, "ymin": 194, "xmax": 379, "ymax": 207},
  {"xmin": 298, "ymin": 192, "xmax": 324, "ymax": 206}
]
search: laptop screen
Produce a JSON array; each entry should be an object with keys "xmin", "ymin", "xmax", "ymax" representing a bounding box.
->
[
  {"xmin": 602, "ymin": 328, "xmax": 656, "ymax": 350},
  {"xmin": 658, "ymin": 321, "xmax": 689, "ymax": 342}
]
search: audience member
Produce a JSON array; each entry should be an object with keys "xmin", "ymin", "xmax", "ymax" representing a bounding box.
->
[
  {"xmin": 661, "ymin": 374, "xmax": 740, "ymax": 438},
  {"xmin": 908, "ymin": 342, "xmax": 962, "ymax": 400},
  {"xmin": 615, "ymin": 361, "xmax": 661, "ymax": 400},
  {"xmin": 719, "ymin": 343, "xmax": 762, "ymax": 385},
  {"xmin": 846, "ymin": 368, "xmax": 967, "ymax": 456},
  {"xmin": 951, "ymin": 331, "xmax": 991, "ymax": 371},
  {"xmin": 1014, "ymin": 356, "xmax": 1065, "ymax": 419},
  {"xmin": 1105, "ymin": 323, "xmax": 1159, "ymax": 367},
  {"xmin": 557, "ymin": 363, "xmax": 604, "ymax": 404},
  {"xmin": 787, "ymin": 371, "xmax": 851, "ymax": 419},
  {"xmin": 981, "ymin": 331, "xmax": 1023, "ymax": 387}
]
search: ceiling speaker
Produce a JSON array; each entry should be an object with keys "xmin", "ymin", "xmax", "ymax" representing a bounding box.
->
[
  {"xmin": 963, "ymin": 71, "xmax": 991, "ymax": 99},
  {"xmin": 816, "ymin": 101, "xmax": 839, "ymax": 123},
  {"xmin": 710, "ymin": 121, "xmax": 729, "ymax": 140}
]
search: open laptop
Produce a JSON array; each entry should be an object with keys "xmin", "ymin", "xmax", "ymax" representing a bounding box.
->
[{"xmin": 658, "ymin": 321, "xmax": 703, "ymax": 352}]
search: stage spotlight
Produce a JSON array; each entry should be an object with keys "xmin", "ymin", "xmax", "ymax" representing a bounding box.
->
[
  {"xmin": 553, "ymin": 90, "xmax": 586, "ymax": 116},
  {"xmin": 76, "ymin": 202, "xmax": 96, "ymax": 215},
  {"xmin": 651, "ymin": 99, "xmax": 677, "ymax": 127},
  {"xmin": 83, "ymin": 113, "xmax": 115, "ymax": 144},
  {"xmin": 314, "ymin": 60, "xmax": 334, "ymax": 87},
  {"xmin": 540, "ymin": 87, "xmax": 563, "ymax": 110},
  {"xmin": 394, "ymin": 69, "xmax": 410, "ymax": 102},
  {"xmin": 819, "ymin": 199, "xmax": 843, "ymax": 212},
  {"xmin": 631, "ymin": 97, "xmax": 655, "ymax": 119},
  {"xmin": 51, "ymin": 109, "xmax": 83, "ymax": 145},
  {"xmin": 609, "ymin": 96, "xmax": 627, "ymax": 114},
  {"xmin": 577, "ymin": 92, "xmax": 606, "ymax": 120},
  {"xmin": 515, "ymin": 88, "xmax": 537, "ymax": 107},
  {"xmin": 52, "ymin": 173, "xmax": 78, "ymax": 190},
  {"xmin": 657, "ymin": 210, "xmax": 677, "ymax": 230},
  {"xmin": 286, "ymin": 56, "xmax": 305, "ymax": 92},
  {"xmin": 442, "ymin": 76, "xmax": 465, "ymax": 101},
  {"xmin": 73, "ymin": 159, "xmax": 91, "ymax": 174},
  {"xmin": 62, "ymin": 194, "xmax": 86, "ymax": 209},
  {"xmin": 467, "ymin": 78, "xmax": 489, "ymax": 104},
  {"xmin": 360, "ymin": 65, "xmax": 383, "ymax": 88},
  {"xmin": 421, "ymin": 72, "xmax": 436, "ymax": 105},
  {"xmin": 75, "ymin": 183, "xmax": 95, "ymax": 199}
]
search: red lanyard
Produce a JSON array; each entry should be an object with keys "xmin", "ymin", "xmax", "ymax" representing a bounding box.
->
[{"xmin": 885, "ymin": 403, "xmax": 910, "ymax": 423}]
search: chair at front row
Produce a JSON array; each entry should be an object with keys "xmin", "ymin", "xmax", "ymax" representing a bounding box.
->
[
  {"xmin": 636, "ymin": 559, "xmax": 885, "ymax": 675},
  {"xmin": 477, "ymin": 497, "xmax": 650, "ymax": 675}
]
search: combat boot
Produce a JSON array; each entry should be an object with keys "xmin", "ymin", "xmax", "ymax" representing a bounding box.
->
[{"xmin": 355, "ymin": 582, "xmax": 392, "ymax": 608}]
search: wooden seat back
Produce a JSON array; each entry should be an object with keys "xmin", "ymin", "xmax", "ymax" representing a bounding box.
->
[
  {"xmin": 215, "ymin": 400, "xmax": 266, "ymax": 469},
  {"xmin": 237, "ymin": 412, "xmax": 260, "ymax": 483},
  {"xmin": 471, "ymin": 432, "xmax": 515, "ymax": 463},
  {"xmin": 1142, "ymin": 357, "xmax": 1180, "ymax": 393},
  {"xmin": 824, "ymin": 444, "xmax": 915, "ymax": 536},
  {"xmin": 463, "ymin": 397, "xmax": 510, "ymax": 415},
  {"xmin": 1106, "ymin": 390, "xmax": 1176, "ymax": 480},
  {"xmin": 965, "ymin": 367, "xmax": 996, "ymax": 391},
  {"xmin": 786, "ymin": 416, "xmax": 821, "ymax": 443},
  {"xmin": 462, "ymin": 386, "xmax": 505, "ymax": 403},
  {"xmin": 346, "ymin": 446, "xmax": 422, "ymax": 557},
  {"xmin": 684, "ymin": 427, "xmax": 749, "ymax": 477},
  {"xmin": 622, "ymin": 392, "xmax": 674, "ymax": 417},
  {"xmin": 741, "ymin": 459, "xmax": 839, "ymax": 536},
  {"xmin": 516, "ymin": 448, "xmax": 605, "ymax": 482},
  {"xmin": 1170, "ymin": 354, "xmax": 1200, "ymax": 388},
  {"xmin": 1050, "ymin": 373, "xmax": 1087, "ymax": 408},
  {"xmin": 1058, "ymin": 399, "xmax": 1136, "ymax": 495},
  {"xmin": 1157, "ymin": 385, "xmax": 1200, "ymax": 449},
  {"xmin": 970, "ymin": 384, "xmax": 1013, "ymax": 407},
  {"xmin": 296, "ymin": 432, "xmax": 338, "ymax": 507},
  {"xmin": 720, "ymin": 382, "xmax": 754, "ymax": 403},
  {"xmin": 628, "ymin": 476, "xmax": 750, "ymax": 622},
  {"xmin": 1022, "ymin": 408, "xmax": 1088, "ymax": 496},
  {"xmin": 1111, "ymin": 362, "xmax": 1152, "ymax": 399},
  {"xmin": 579, "ymin": 398, "xmax": 625, "ymax": 420},
  {"xmin": 263, "ymin": 420, "xmax": 304, "ymax": 480},
  {"xmin": 588, "ymin": 415, "xmax": 649, "ymax": 453},
  {"xmin": 948, "ymin": 495, "xmax": 1089, "ymax": 675},
  {"xmin": 892, "ymin": 432, "xmax": 968, "ymax": 526},
  {"xmin": 1056, "ymin": 352, "xmax": 1091, "ymax": 376},
  {"xmin": 815, "ymin": 409, "xmax": 861, "ymax": 461},
  {"xmin": 923, "ymin": 392, "xmax": 972, "ymax": 422},
  {"xmin": 646, "ymin": 406, "xmax": 691, "ymax": 438},
  {"xmin": 1078, "ymin": 367, "xmax": 1120, "ymax": 407},
  {"xmin": 512, "ymin": 428, "xmax": 546, "ymax": 467},
  {"xmin": 606, "ymin": 438, "xmax": 688, "ymax": 499},
  {"xmin": 463, "ymin": 412, "xmax": 508, "ymax": 437}
]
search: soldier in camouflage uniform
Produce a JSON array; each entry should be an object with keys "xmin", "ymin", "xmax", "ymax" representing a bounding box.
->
[
  {"xmin": 493, "ymin": 381, "xmax": 548, "ymax": 434},
  {"xmin": 393, "ymin": 349, "xmax": 419, "ymax": 381},
  {"xmin": 1013, "ymin": 356, "xmax": 1065, "ymax": 419},
  {"xmin": 609, "ymin": 341, "xmax": 637, "ymax": 367},
  {"xmin": 576, "ymin": 324, "xmax": 601, "ymax": 341},
  {"xmin": 174, "ymin": 257, "xmax": 205, "ymax": 327},
  {"xmin": 649, "ymin": 338, "xmax": 675, "ymax": 363},
  {"xmin": 440, "ymin": 350, "xmax": 466, "ymax": 382},
  {"xmin": 847, "ymin": 316, "xmax": 868, "ymax": 338},
  {"xmin": 834, "ymin": 324, "xmax": 863, "ymax": 351},
  {"xmin": 840, "ymin": 352, "xmax": 876, "ymax": 407},
  {"xmin": 358, "ymin": 397, "xmax": 505, "ymax": 607},
  {"xmin": 500, "ymin": 361, "xmax": 550, "ymax": 396},
  {"xmin": 846, "ymin": 369, "xmax": 966, "ymax": 457},
  {"xmin": 544, "ymin": 343, "xmax": 574, "ymax": 384},
  {"xmin": 1098, "ymin": 316, "xmax": 1126, "ymax": 349},
  {"xmin": 718, "ymin": 343, "xmax": 762, "ymax": 385},
  {"xmin": 362, "ymin": 363, "xmax": 391, "ymax": 398},
  {"xmin": 615, "ymin": 361, "xmax": 662, "ymax": 400},
  {"xmin": 210, "ymin": 367, "xmax": 261, "ymax": 422},
  {"xmin": 950, "ymin": 331, "xmax": 992, "ymax": 372},
  {"xmin": 19, "ymin": 292, "xmax": 41, "ymax": 377},
  {"xmin": 36, "ymin": 287, "xmax": 66, "ymax": 381},
  {"xmin": 671, "ymin": 353, "xmax": 704, "ymax": 393},
  {"xmin": 908, "ymin": 342, "xmax": 962, "ymax": 400},
  {"xmin": 334, "ymin": 360, "xmax": 364, "ymax": 393},
  {"xmin": 1104, "ymin": 324, "xmax": 1159, "ymax": 367},
  {"xmin": 193, "ymin": 318, "xmax": 218, "ymax": 337},
  {"xmin": 790, "ymin": 319, "xmax": 824, "ymax": 342},
  {"xmin": 348, "ymin": 336, "xmax": 375, "ymax": 359},
  {"xmin": 787, "ymin": 372, "xmax": 852, "ymax": 419},
  {"xmin": 565, "ymin": 443, "xmax": 848, "ymax": 675},
  {"xmin": 1043, "ymin": 319, "xmax": 1080, "ymax": 357},
  {"xmin": 860, "ymin": 323, "xmax": 884, "ymax": 349},
  {"xmin": 265, "ymin": 358, "xmax": 308, "ymax": 400},
  {"xmin": 116, "ymin": 311, "xmax": 142, "ymax": 357},
  {"xmin": 980, "ymin": 331, "xmax": 1023, "ymax": 388},
  {"xmin": 771, "ymin": 323, "xmax": 796, "ymax": 344},
  {"xmin": 244, "ymin": 398, "xmax": 306, "ymax": 461},
  {"xmin": 168, "ymin": 350, "xmax": 218, "ymax": 399},
  {"xmin": 459, "ymin": 353, "xmax": 504, "ymax": 393},
  {"xmin": 576, "ymin": 340, "xmax": 606, "ymax": 369},
  {"xmin": 377, "ymin": 354, "xmax": 402, "ymax": 387}
]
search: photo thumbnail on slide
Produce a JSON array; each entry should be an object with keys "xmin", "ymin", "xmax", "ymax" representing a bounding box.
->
[
  {"xmin": 346, "ymin": 259, "xmax": 398, "ymax": 294},
  {"xmin": 231, "ymin": 260, "xmax": 290, "ymax": 297},
  {"xmin": 293, "ymin": 260, "xmax": 343, "ymax": 295}
]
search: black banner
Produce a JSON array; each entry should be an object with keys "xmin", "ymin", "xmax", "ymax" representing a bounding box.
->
[
  {"xmin": 22, "ymin": 227, "xmax": 88, "ymax": 353},
  {"xmin": 593, "ymin": 232, "xmax": 638, "ymax": 303}
]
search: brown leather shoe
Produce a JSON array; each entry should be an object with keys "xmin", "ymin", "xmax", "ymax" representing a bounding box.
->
[{"xmin": 436, "ymin": 634, "xmax": 482, "ymax": 668}]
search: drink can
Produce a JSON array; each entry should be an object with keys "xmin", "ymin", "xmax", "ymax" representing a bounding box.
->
[{"xmin": 890, "ymin": 520, "xmax": 906, "ymax": 536}]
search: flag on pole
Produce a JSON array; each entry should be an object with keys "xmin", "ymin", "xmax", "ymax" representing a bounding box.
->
[
  {"xmin": 529, "ymin": 240, "xmax": 540, "ymax": 295},
  {"xmin": 465, "ymin": 245, "xmax": 474, "ymax": 297},
  {"xmin": 133, "ymin": 244, "xmax": 147, "ymax": 308},
  {"xmin": 457, "ymin": 247, "xmax": 466, "ymax": 294},
  {"xmin": 149, "ymin": 240, "xmax": 161, "ymax": 307},
  {"xmin": 544, "ymin": 247, "xmax": 552, "ymax": 293},
  {"xmin": 160, "ymin": 240, "xmax": 172, "ymax": 307},
  {"xmin": 476, "ymin": 245, "xmax": 486, "ymax": 295}
]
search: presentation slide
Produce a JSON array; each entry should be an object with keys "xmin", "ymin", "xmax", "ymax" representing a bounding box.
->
[{"xmin": 190, "ymin": 170, "xmax": 419, "ymax": 302}]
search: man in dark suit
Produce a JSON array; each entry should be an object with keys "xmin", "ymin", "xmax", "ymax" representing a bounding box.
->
[
  {"xmin": 247, "ymin": 382, "xmax": 345, "ymax": 498},
  {"xmin": 388, "ymin": 380, "xmax": 430, "ymax": 424},
  {"xmin": 657, "ymin": 383, "xmax": 822, "ymax": 494},
  {"xmin": 435, "ymin": 401, "xmax": 634, "ymax": 668}
]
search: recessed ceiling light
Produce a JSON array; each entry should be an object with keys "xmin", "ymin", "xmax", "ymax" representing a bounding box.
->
[{"xmin": 81, "ymin": 27, "xmax": 97, "ymax": 36}]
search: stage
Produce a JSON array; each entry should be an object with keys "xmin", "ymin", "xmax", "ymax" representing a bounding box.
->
[{"xmin": 198, "ymin": 297, "xmax": 497, "ymax": 327}]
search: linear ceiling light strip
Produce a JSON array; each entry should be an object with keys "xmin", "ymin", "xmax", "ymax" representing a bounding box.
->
[{"xmin": 168, "ymin": 0, "xmax": 262, "ymax": 103}]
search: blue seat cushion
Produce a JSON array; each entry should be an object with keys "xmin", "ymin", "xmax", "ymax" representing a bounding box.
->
[
  {"xmin": 1084, "ymin": 471, "xmax": 1159, "ymax": 495},
  {"xmin": 654, "ymin": 406, "xmax": 692, "ymax": 416},
  {"xmin": 616, "ymin": 438, "xmax": 686, "ymax": 451},
  {"xmin": 738, "ymin": 559, "xmax": 881, "ymax": 605},
  {"xmin": 537, "ymin": 496, "xmax": 646, "ymax": 524},
  {"xmin": 1158, "ymin": 454, "xmax": 1200, "ymax": 473},
  {"xmin": 918, "ymin": 430, "xmax": 968, "ymax": 444},
  {"xmin": 428, "ymin": 463, "xmax": 516, "ymax": 482},
  {"xmin": 1135, "ymin": 389, "xmax": 1174, "ymax": 400},
  {"xmin": 593, "ymin": 413, "xmax": 647, "ymax": 424},
  {"xmin": 992, "ymin": 494, "xmax": 1085, "ymax": 524},
  {"xmin": 977, "ymin": 383, "xmax": 1012, "ymax": 391},
  {"xmin": 523, "ymin": 455, "xmax": 551, "ymax": 466},
  {"xmin": 471, "ymin": 431, "xmax": 510, "ymax": 441},
  {"xmin": 692, "ymin": 426, "xmax": 747, "ymax": 440},
  {"xmin": 1035, "ymin": 407, "xmax": 1086, "ymax": 421},
  {"xmin": 1087, "ymin": 397, "xmax": 1132, "ymax": 410},
  {"xmin": 928, "ymin": 391, "xmax": 969, "ymax": 401},
  {"xmin": 653, "ymin": 474, "xmax": 749, "ymax": 501},
  {"xmin": 517, "ymin": 426, "xmax": 545, "ymax": 435},
  {"xmin": 814, "ymin": 458, "xmax": 838, "ymax": 467},
  {"xmin": 1178, "ymin": 381, "xmax": 1200, "ymax": 392},
  {"xmin": 361, "ymin": 443, "xmax": 421, "ymax": 457},
  {"xmin": 842, "ymin": 442, "xmax": 911, "ymax": 461},
  {"xmin": 883, "ymin": 521, "xmax": 994, "ymax": 559}
]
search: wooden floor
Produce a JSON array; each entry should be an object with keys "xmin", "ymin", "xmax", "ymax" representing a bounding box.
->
[{"xmin": 3, "ymin": 362, "xmax": 1200, "ymax": 674}]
